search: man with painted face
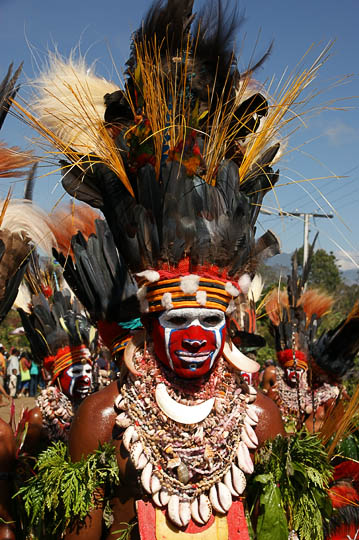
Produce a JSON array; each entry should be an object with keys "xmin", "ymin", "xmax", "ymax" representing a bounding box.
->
[
  {"xmin": 65, "ymin": 268, "xmax": 285, "ymax": 540},
  {"xmin": 18, "ymin": 290, "xmax": 97, "ymax": 454}
]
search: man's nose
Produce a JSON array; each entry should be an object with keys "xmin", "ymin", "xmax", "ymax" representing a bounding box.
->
[{"xmin": 182, "ymin": 339, "xmax": 207, "ymax": 352}]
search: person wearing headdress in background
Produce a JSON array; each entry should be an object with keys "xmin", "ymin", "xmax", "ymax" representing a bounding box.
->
[{"xmin": 18, "ymin": 287, "xmax": 98, "ymax": 454}]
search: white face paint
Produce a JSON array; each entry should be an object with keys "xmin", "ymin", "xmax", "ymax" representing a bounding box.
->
[
  {"xmin": 154, "ymin": 308, "xmax": 226, "ymax": 377},
  {"xmin": 65, "ymin": 362, "xmax": 93, "ymax": 399}
]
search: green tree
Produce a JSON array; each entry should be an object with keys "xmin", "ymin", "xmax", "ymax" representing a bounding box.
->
[{"xmin": 295, "ymin": 247, "xmax": 342, "ymax": 293}]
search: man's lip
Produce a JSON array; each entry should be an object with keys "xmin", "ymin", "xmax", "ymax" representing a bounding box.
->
[{"xmin": 175, "ymin": 351, "xmax": 211, "ymax": 363}]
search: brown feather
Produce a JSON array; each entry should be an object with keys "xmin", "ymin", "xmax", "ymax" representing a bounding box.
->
[
  {"xmin": 48, "ymin": 203, "xmax": 101, "ymax": 257},
  {"xmin": 265, "ymin": 288, "xmax": 288, "ymax": 326},
  {"xmin": 0, "ymin": 142, "xmax": 33, "ymax": 178},
  {"xmin": 298, "ymin": 289, "xmax": 334, "ymax": 326},
  {"xmin": 0, "ymin": 230, "xmax": 30, "ymax": 301}
]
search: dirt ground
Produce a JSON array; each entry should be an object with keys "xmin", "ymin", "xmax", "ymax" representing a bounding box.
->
[{"xmin": 0, "ymin": 395, "xmax": 36, "ymax": 424}]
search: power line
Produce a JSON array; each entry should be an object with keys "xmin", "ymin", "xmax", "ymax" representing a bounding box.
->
[{"xmin": 260, "ymin": 209, "xmax": 333, "ymax": 266}]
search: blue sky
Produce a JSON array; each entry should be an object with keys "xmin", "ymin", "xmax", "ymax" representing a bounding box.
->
[{"xmin": 0, "ymin": 0, "xmax": 358, "ymax": 270}]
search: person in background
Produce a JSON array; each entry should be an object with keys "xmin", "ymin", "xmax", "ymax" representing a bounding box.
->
[
  {"xmin": 8, "ymin": 369, "xmax": 17, "ymax": 398},
  {"xmin": 6, "ymin": 349, "xmax": 19, "ymax": 397},
  {"xmin": 18, "ymin": 352, "xmax": 31, "ymax": 397},
  {"xmin": 0, "ymin": 380, "xmax": 10, "ymax": 406},
  {"xmin": 29, "ymin": 357, "xmax": 40, "ymax": 397}
]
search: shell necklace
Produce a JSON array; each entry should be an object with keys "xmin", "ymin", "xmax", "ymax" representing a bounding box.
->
[
  {"xmin": 114, "ymin": 346, "xmax": 258, "ymax": 528},
  {"xmin": 36, "ymin": 386, "xmax": 74, "ymax": 441}
]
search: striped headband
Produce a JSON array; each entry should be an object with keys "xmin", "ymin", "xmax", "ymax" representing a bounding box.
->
[
  {"xmin": 136, "ymin": 271, "xmax": 252, "ymax": 314},
  {"xmin": 44, "ymin": 345, "xmax": 92, "ymax": 382},
  {"xmin": 277, "ymin": 349, "xmax": 308, "ymax": 371}
]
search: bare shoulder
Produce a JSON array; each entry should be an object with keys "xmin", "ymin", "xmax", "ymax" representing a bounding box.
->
[
  {"xmin": 252, "ymin": 390, "xmax": 285, "ymax": 444},
  {"xmin": 69, "ymin": 381, "xmax": 120, "ymax": 461},
  {"xmin": 27, "ymin": 406, "xmax": 43, "ymax": 426}
]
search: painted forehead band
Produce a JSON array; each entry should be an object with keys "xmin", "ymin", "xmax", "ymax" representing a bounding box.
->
[
  {"xmin": 137, "ymin": 272, "xmax": 251, "ymax": 314},
  {"xmin": 44, "ymin": 344, "xmax": 92, "ymax": 383}
]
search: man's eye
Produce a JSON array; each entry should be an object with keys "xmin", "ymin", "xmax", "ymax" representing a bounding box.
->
[
  {"xmin": 202, "ymin": 316, "xmax": 223, "ymax": 326},
  {"xmin": 169, "ymin": 316, "xmax": 188, "ymax": 326}
]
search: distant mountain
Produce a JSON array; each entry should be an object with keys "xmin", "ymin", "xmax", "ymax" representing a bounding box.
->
[
  {"xmin": 264, "ymin": 252, "xmax": 358, "ymax": 285},
  {"xmin": 266, "ymin": 253, "xmax": 292, "ymax": 269}
]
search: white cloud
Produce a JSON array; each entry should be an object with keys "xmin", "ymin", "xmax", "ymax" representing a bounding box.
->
[
  {"xmin": 335, "ymin": 251, "xmax": 359, "ymax": 271},
  {"xmin": 324, "ymin": 121, "xmax": 359, "ymax": 146}
]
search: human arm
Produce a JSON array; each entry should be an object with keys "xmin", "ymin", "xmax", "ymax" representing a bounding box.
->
[
  {"xmin": 0, "ymin": 419, "xmax": 16, "ymax": 540},
  {"xmin": 65, "ymin": 381, "xmax": 120, "ymax": 539}
]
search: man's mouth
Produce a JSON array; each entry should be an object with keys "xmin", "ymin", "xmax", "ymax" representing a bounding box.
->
[{"xmin": 175, "ymin": 350, "xmax": 212, "ymax": 369}]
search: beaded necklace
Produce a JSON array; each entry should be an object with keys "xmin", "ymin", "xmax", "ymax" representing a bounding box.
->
[{"xmin": 114, "ymin": 345, "xmax": 258, "ymax": 528}]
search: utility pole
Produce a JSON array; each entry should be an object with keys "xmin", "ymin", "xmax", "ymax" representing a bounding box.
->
[{"xmin": 260, "ymin": 209, "xmax": 333, "ymax": 265}]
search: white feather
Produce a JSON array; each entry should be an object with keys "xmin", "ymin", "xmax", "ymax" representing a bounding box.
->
[
  {"xmin": 13, "ymin": 282, "xmax": 32, "ymax": 312},
  {"xmin": 1, "ymin": 199, "xmax": 56, "ymax": 256},
  {"xmin": 29, "ymin": 51, "xmax": 120, "ymax": 154},
  {"xmin": 247, "ymin": 274, "xmax": 264, "ymax": 304}
]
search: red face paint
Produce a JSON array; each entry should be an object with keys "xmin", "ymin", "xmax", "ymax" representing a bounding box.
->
[
  {"xmin": 152, "ymin": 308, "xmax": 227, "ymax": 378},
  {"xmin": 58, "ymin": 361, "xmax": 93, "ymax": 401},
  {"xmin": 285, "ymin": 367, "xmax": 305, "ymax": 386}
]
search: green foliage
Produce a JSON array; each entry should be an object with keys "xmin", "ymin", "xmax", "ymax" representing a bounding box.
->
[
  {"xmin": 0, "ymin": 309, "xmax": 29, "ymax": 350},
  {"xmin": 113, "ymin": 522, "xmax": 137, "ymax": 540},
  {"xmin": 255, "ymin": 318, "xmax": 276, "ymax": 367},
  {"xmin": 247, "ymin": 430, "xmax": 333, "ymax": 540},
  {"xmin": 15, "ymin": 441, "xmax": 120, "ymax": 539},
  {"xmin": 295, "ymin": 247, "xmax": 341, "ymax": 293}
]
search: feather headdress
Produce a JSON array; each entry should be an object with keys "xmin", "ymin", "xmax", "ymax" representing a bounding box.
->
[
  {"xmin": 10, "ymin": 1, "xmax": 330, "ymax": 321},
  {"xmin": 312, "ymin": 302, "xmax": 359, "ymax": 379},
  {"xmin": 265, "ymin": 236, "xmax": 334, "ymax": 369},
  {"xmin": 50, "ymin": 207, "xmax": 139, "ymax": 355},
  {"xmin": 19, "ymin": 289, "xmax": 97, "ymax": 379},
  {"xmin": 0, "ymin": 66, "xmax": 56, "ymax": 322}
]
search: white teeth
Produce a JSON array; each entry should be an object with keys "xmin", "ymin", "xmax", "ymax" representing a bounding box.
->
[
  {"xmin": 130, "ymin": 441, "xmax": 143, "ymax": 467},
  {"xmin": 122, "ymin": 426, "xmax": 135, "ymax": 451},
  {"xmin": 115, "ymin": 412, "xmax": 131, "ymax": 429},
  {"xmin": 159, "ymin": 489, "xmax": 170, "ymax": 506},
  {"xmin": 179, "ymin": 500, "xmax": 191, "ymax": 527},
  {"xmin": 141, "ymin": 462, "xmax": 153, "ymax": 494},
  {"xmin": 150, "ymin": 474, "xmax": 161, "ymax": 494},
  {"xmin": 217, "ymin": 482, "xmax": 232, "ymax": 512},
  {"xmin": 244, "ymin": 422, "xmax": 258, "ymax": 446},
  {"xmin": 231, "ymin": 463, "xmax": 246, "ymax": 495},
  {"xmin": 241, "ymin": 428, "xmax": 257, "ymax": 449},
  {"xmin": 209, "ymin": 484, "xmax": 226, "ymax": 514},
  {"xmin": 224, "ymin": 469, "xmax": 238, "ymax": 497},
  {"xmin": 246, "ymin": 404, "xmax": 259, "ymax": 423},
  {"xmin": 191, "ymin": 497, "xmax": 204, "ymax": 525},
  {"xmin": 199, "ymin": 494, "xmax": 212, "ymax": 523},
  {"xmin": 236, "ymin": 441, "xmax": 254, "ymax": 474},
  {"xmin": 155, "ymin": 383, "xmax": 214, "ymax": 424},
  {"xmin": 168, "ymin": 495, "xmax": 182, "ymax": 528},
  {"xmin": 223, "ymin": 341, "xmax": 260, "ymax": 373}
]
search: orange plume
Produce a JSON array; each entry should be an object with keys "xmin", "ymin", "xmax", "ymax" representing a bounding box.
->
[
  {"xmin": 49, "ymin": 203, "xmax": 101, "ymax": 257},
  {"xmin": 0, "ymin": 142, "xmax": 33, "ymax": 177},
  {"xmin": 298, "ymin": 289, "xmax": 334, "ymax": 326},
  {"xmin": 265, "ymin": 288, "xmax": 289, "ymax": 326}
]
